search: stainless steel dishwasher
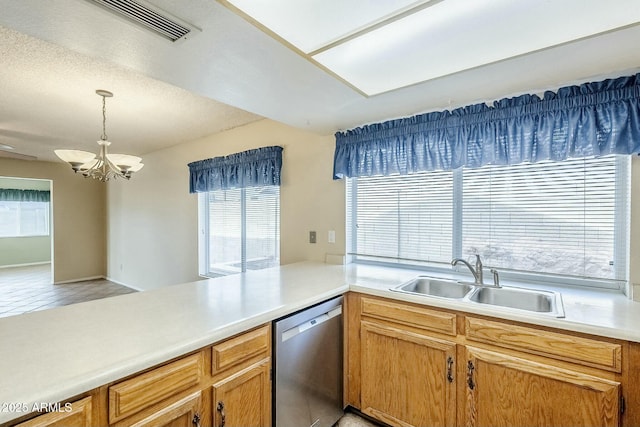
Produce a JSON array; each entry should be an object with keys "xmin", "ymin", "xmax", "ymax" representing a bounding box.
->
[{"xmin": 273, "ymin": 296, "xmax": 343, "ymax": 427}]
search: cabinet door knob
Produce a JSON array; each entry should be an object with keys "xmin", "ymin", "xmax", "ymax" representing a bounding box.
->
[
  {"xmin": 217, "ymin": 401, "xmax": 226, "ymax": 427},
  {"xmin": 467, "ymin": 361, "xmax": 475, "ymax": 390},
  {"xmin": 192, "ymin": 413, "xmax": 201, "ymax": 427},
  {"xmin": 446, "ymin": 356, "xmax": 454, "ymax": 383}
]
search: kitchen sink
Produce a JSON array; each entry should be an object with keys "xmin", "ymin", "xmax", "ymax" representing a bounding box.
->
[
  {"xmin": 390, "ymin": 275, "xmax": 565, "ymax": 317},
  {"xmin": 467, "ymin": 286, "xmax": 565, "ymax": 317},
  {"xmin": 393, "ymin": 276, "xmax": 474, "ymax": 299}
]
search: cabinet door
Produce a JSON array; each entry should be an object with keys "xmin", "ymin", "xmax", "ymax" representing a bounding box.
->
[
  {"xmin": 464, "ymin": 347, "xmax": 620, "ymax": 427},
  {"xmin": 119, "ymin": 391, "xmax": 203, "ymax": 427},
  {"xmin": 360, "ymin": 320, "xmax": 456, "ymax": 427},
  {"xmin": 212, "ymin": 359, "xmax": 271, "ymax": 427},
  {"xmin": 14, "ymin": 397, "xmax": 92, "ymax": 427}
]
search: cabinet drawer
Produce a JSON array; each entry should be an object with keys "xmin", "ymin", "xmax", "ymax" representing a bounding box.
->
[
  {"xmin": 14, "ymin": 396, "xmax": 93, "ymax": 427},
  {"xmin": 360, "ymin": 297, "xmax": 457, "ymax": 336},
  {"xmin": 108, "ymin": 352, "xmax": 204, "ymax": 423},
  {"xmin": 212, "ymin": 325, "xmax": 270, "ymax": 374},
  {"xmin": 465, "ymin": 317, "xmax": 622, "ymax": 372}
]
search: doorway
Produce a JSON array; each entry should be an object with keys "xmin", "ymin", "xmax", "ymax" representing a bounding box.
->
[{"xmin": 0, "ymin": 176, "xmax": 53, "ymax": 277}]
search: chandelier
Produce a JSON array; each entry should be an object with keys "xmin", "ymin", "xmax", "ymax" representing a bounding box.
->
[{"xmin": 55, "ymin": 90, "xmax": 144, "ymax": 181}]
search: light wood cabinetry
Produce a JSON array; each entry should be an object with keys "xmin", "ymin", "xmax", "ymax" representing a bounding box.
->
[
  {"xmin": 212, "ymin": 360, "xmax": 271, "ymax": 427},
  {"xmin": 360, "ymin": 320, "xmax": 456, "ymax": 427},
  {"xmin": 118, "ymin": 392, "xmax": 204, "ymax": 427},
  {"xmin": 5, "ymin": 324, "xmax": 271, "ymax": 427},
  {"xmin": 346, "ymin": 293, "xmax": 628, "ymax": 427},
  {"xmin": 108, "ymin": 352, "xmax": 204, "ymax": 424},
  {"xmin": 13, "ymin": 397, "xmax": 93, "ymax": 427},
  {"xmin": 355, "ymin": 296, "xmax": 458, "ymax": 427},
  {"xmin": 463, "ymin": 346, "xmax": 619, "ymax": 427},
  {"xmin": 211, "ymin": 324, "xmax": 271, "ymax": 427}
]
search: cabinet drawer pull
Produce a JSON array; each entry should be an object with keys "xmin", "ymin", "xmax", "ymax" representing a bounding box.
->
[
  {"xmin": 467, "ymin": 361, "xmax": 475, "ymax": 390},
  {"xmin": 447, "ymin": 356, "xmax": 454, "ymax": 383},
  {"xmin": 192, "ymin": 413, "xmax": 201, "ymax": 427},
  {"xmin": 217, "ymin": 401, "xmax": 226, "ymax": 427}
]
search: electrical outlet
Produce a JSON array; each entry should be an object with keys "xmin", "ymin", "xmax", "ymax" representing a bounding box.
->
[{"xmin": 309, "ymin": 231, "xmax": 317, "ymax": 244}]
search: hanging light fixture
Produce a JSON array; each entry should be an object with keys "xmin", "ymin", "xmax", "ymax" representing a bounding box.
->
[{"xmin": 55, "ymin": 90, "xmax": 144, "ymax": 181}]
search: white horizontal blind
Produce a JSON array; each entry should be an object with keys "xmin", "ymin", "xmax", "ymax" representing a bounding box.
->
[
  {"xmin": 347, "ymin": 155, "xmax": 628, "ymax": 284},
  {"xmin": 245, "ymin": 186, "xmax": 280, "ymax": 270},
  {"xmin": 0, "ymin": 201, "xmax": 50, "ymax": 237},
  {"xmin": 347, "ymin": 171, "xmax": 453, "ymax": 264},
  {"xmin": 205, "ymin": 186, "xmax": 279, "ymax": 276},
  {"xmin": 462, "ymin": 157, "xmax": 619, "ymax": 280}
]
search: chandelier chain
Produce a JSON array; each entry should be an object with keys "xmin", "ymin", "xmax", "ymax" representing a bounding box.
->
[{"xmin": 101, "ymin": 95, "xmax": 108, "ymax": 141}]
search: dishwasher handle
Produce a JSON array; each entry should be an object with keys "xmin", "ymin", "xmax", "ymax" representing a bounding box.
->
[{"xmin": 281, "ymin": 306, "xmax": 342, "ymax": 342}]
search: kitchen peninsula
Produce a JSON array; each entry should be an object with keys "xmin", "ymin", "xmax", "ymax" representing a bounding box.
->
[{"xmin": 1, "ymin": 261, "xmax": 639, "ymax": 426}]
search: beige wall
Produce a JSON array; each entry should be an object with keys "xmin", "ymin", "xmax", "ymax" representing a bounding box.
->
[
  {"xmin": 107, "ymin": 119, "xmax": 344, "ymax": 290},
  {"xmin": 0, "ymin": 158, "xmax": 106, "ymax": 282}
]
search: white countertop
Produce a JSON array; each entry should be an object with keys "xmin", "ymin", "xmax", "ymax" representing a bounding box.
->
[{"xmin": 1, "ymin": 261, "xmax": 639, "ymax": 424}]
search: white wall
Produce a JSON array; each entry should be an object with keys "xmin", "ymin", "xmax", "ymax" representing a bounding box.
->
[{"xmin": 107, "ymin": 119, "xmax": 344, "ymax": 290}]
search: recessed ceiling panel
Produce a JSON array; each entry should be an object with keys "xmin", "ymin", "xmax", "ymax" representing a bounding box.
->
[
  {"xmin": 225, "ymin": 0, "xmax": 431, "ymax": 53},
  {"xmin": 224, "ymin": 0, "xmax": 640, "ymax": 96},
  {"xmin": 312, "ymin": 0, "xmax": 640, "ymax": 95}
]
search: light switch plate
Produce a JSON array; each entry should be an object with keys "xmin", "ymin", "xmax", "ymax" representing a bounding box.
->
[{"xmin": 328, "ymin": 230, "xmax": 336, "ymax": 244}]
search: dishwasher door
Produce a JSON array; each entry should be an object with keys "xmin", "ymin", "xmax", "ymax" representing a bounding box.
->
[{"xmin": 274, "ymin": 296, "xmax": 343, "ymax": 427}]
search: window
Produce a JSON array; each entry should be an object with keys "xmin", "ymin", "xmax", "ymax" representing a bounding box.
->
[
  {"xmin": 200, "ymin": 186, "xmax": 280, "ymax": 277},
  {"xmin": 0, "ymin": 201, "xmax": 50, "ymax": 237},
  {"xmin": 346, "ymin": 155, "xmax": 629, "ymax": 288}
]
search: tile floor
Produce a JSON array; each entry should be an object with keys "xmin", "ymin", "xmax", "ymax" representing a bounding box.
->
[{"xmin": 0, "ymin": 264, "xmax": 136, "ymax": 318}]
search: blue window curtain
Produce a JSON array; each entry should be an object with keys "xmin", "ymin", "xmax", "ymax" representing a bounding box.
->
[
  {"xmin": 0, "ymin": 189, "xmax": 50, "ymax": 202},
  {"xmin": 333, "ymin": 74, "xmax": 640, "ymax": 179},
  {"xmin": 188, "ymin": 146, "xmax": 283, "ymax": 193}
]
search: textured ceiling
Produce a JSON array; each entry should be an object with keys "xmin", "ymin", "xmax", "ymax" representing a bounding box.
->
[
  {"xmin": 0, "ymin": 24, "xmax": 262, "ymax": 162},
  {"xmin": 0, "ymin": 0, "xmax": 639, "ymax": 164}
]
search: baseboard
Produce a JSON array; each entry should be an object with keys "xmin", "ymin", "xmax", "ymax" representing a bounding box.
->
[
  {"xmin": 105, "ymin": 276, "xmax": 143, "ymax": 292},
  {"xmin": 0, "ymin": 261, "xmax": 51, "ymax": 269},
  {"xmin": 53, "ymin": 275, "xmax": 106, "ymax": 285}
]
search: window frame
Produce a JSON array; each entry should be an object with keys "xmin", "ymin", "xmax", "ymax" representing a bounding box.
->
[
  {"xmin": 0, "ymin": 200, "xmax": 51, "ymax": 238},
  {"xmin": 198, "ymin": 185, "xmax": 280, "ymax": 278},
  {"xmin": 346, "ymin": 155, "xmax": 630, "ymax": 291}
]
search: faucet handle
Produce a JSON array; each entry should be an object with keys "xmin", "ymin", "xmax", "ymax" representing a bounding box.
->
[{"xmin": 490, "ymin": 268, "xmax": 500, "ymax": 288}]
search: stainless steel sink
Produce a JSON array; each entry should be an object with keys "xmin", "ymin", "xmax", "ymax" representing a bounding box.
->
[
  {"xmin": 467, "ymin": 286, "xmax": 565, "ymax": 317},
  {"xmin": 392, "ymin": 276, "xmax": 473, "ymax": 299},
  {"xmin": 390, "ymin": 275, "xmax": 565, "ymax": 317}
]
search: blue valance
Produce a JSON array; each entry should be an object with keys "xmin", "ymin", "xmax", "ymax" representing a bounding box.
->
[
  {"xmin": 0, "ymin": 189, "xmax": 50, "ymax": 202},
  {"xmin": 188, "ymin": 146, "xmax": 283, "ymax": 193},
  {"xmin": 333, "ymin": 74, "xmax": 640, "ymax": 179}
]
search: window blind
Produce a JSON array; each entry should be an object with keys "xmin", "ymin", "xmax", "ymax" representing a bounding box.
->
[
  {"xmin": 347, "ymin": 155, "xmax": 629, "ymax": 285},
  {"xmin": 204, "ymin": 186, "xmax": 280, "ymax": 276}
]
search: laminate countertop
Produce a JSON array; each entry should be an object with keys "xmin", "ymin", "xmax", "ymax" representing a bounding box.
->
[{"xmin": 1, "ymin": 261, "xmax": 639, "ymax": 424}]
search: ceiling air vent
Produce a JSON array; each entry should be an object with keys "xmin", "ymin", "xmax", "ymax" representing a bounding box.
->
[{"xmin": 87, "ymin": 0, "xmax": 199, "ymax": 42}]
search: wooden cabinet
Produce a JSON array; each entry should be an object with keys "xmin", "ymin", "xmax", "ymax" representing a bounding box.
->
[
  {"xmin": 212, "ymin": 360, "xmax": 271, "ymax": 427},
  {"xmin": 13, "ymin": 397, "xmax": 93, "ymax": 427},
  {"xmin": 463, "ymin": 346, "xmax": 620, "ymax": 427},
  {"xmin": 360, "ymin": 320, "xmax": 456, "ymax": 427},
  {"xmin": 120, "ymin": 392, "xmax": 204, "ymax": 427},
  {"xmin": 108, "ymin": 352, "xmax": 205, "ymax": 425},
  {"xmin": 4, "ymin": 324, "xmax": 272, "ymax": 427},
  {"xmin": 211, "ymin": 324, "xmax": 271, "ymax": 427},
  {"xmin": 353, "ymin": 295, "xmax": 458, "ymax": 427},
  {"xmin": 347, "ymin": 293, "xmax": 627, "ymax": 427}
]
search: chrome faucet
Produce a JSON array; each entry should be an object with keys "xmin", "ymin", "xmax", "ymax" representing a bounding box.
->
[{"xmin": 451, "ymin": 254, "xmax": 484, "ymax": 286}]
